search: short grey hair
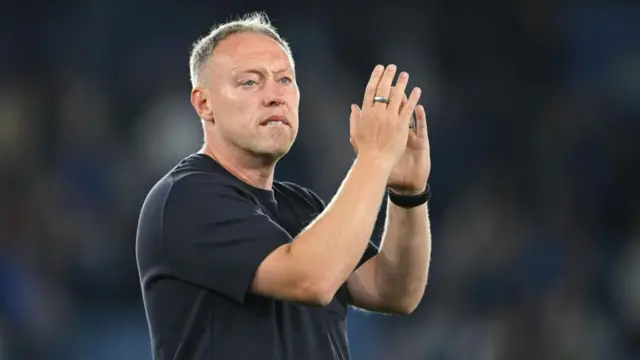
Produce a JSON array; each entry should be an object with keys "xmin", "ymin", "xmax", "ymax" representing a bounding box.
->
[{"xmin": 189, "ymin": 11, "xmax": 293, "ymax": 87}]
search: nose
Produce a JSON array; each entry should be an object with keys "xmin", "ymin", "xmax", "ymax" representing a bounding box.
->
[{"xmin": 262, "ymin": 79, "xmax": 287, "ymax": 107}]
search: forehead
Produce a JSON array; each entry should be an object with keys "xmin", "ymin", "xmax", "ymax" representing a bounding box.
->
[{"xmin": 210, "ymin": 32, "xmax": 293, "ymax": 74}]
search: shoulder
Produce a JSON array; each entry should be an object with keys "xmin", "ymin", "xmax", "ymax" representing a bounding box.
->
[
  {"xmin": 273, "ymin": 181, "xmax": 326, "ymax": 213},
  {"xmin": 168, "ymin": 153, "xmax": 252, "ymax": 201},
  {"xmin": 142, "ymin": 154, "xmax": 255, "ymax": 219},
  {"xmin": 168, "ymin": 174, "xmax": 256, "ymax": 219}
]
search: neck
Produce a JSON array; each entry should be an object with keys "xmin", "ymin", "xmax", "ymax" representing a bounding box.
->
[{"xmin": 200, "ymin": 142, "xmax": 276, "ymax": 190}]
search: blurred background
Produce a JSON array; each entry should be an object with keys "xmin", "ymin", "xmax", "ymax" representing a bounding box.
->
[{"xmin": 0, "ymin": 0, "xmax": 638, "ymax": 359}]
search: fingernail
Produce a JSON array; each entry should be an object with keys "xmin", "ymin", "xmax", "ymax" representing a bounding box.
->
[
  {"xmin": 387, "ymin": 64, "xmax": 397, "ymax": 71},
  {"xmin": 399, "ymin": 72, "xmax": 409, "ymax": 79}
]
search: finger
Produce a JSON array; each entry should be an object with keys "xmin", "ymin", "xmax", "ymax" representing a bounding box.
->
[
  {"xmin": 349, "ymin": 104, "xmax": 361, "ymax": 153},
  {"xmin": 398, "ymin": 88, "xmax": 408, "ymax": 112},
  {"xmin": 400, "ymin": 91, "xmax": 417, "ymax": 129},
  {"xmin": 350, "ymin": 137, "xmax": 357, "ymax": 154},
  {"xmin": 400, "ymin": 87, "xmax": 422, "ymax": 123},
  {"xmin": 362, "ymin": 65, "xmax": 385, "ymax": 108},
  {"xmin": 388, "ymin": 72, "xmax": 409, "ymax": 113},
  {"xmin": 373, "ymin": 64, "xmax": 397, "ymax": 106},
  {"xmin": 349, "ymin": 104, "xmax": 361, "ymax": 135},
  {"xmin": 400, "ymin": 92, "xmax": 418, "ymax": 128},
  {"xmin": 387, "ymin": 85, "xmax": 400, "ymax": 105},
  {"xmin": 415, "ymin": 105, "xmax": 428, "ymax": 135}
]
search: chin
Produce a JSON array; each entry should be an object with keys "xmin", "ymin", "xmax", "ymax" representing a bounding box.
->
[
  {"xmin": 268, "ymin": 144, "xmax": 293, "ymax": 159},
  {"xmin": 253, "ymin": 142, "xmax": 294, "ymax": 161}
]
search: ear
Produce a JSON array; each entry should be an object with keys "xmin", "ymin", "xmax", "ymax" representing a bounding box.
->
[{"xmin": 191, "ymin": 87, "xmax": 214, "ymax": 122}]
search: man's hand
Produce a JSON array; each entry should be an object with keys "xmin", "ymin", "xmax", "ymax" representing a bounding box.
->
[
  {"xmin": 349, "ymin": 65, "xmax": 422, "ymax": 171},
  {"xmin": 341, "ymin": 66, "xmax": 432, "ymax": 314},
  {"xmin": 387, "ymin": 94, "xmax": 430, "ymax": 195}
]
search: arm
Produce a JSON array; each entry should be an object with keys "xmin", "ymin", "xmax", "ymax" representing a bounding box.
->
[
  {"xmin": 252, "ymin": 155, "xmax": 391, "ymax": 305},
  {"xmin": 346, "ymin": 94, "xmax": 433, "ymax": 314},
  {"xmin": 347, "ymin": 194, "xmax": 431, "ymax": 314}
]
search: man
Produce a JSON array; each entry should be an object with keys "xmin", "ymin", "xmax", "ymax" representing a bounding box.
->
[{"xmin": 136, "ymin": 12, "xmax": 432, "ymax": 360}]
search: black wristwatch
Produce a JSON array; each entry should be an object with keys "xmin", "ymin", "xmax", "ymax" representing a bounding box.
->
[{"xmin": 388, "ymin": 184, "xmax": 430, "ymax": 208}]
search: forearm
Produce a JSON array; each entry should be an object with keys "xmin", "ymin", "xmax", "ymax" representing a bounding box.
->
[
  {"xmin": 288, "ymin": 155, "xmax": 390, "ymax": 300},
  {"xmin": 375, "ymin": 197, "xmax": 431, "ymax": 310}
]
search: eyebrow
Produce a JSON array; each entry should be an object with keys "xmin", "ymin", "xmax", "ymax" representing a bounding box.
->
[{"xmin": 234, "ymin": 67, "xmax": 293, "ymax": 76}]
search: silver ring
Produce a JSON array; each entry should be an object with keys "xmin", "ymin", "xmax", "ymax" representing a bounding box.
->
[{"xmin": 373, "ymin": 96, "xmax": 390, "ymax": 104}]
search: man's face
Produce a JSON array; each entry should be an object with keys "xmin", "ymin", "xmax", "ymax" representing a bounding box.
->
[{"xmin": 197, "ymin": 32, "xmax": 300, "ymax": 160}]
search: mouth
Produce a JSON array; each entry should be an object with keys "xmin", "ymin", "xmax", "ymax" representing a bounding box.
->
[{"xmin": 260, "ymin": 115, "xmax": 290, "ymax": 127}]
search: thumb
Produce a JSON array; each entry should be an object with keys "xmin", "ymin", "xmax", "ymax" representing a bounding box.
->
[
  {"xmin": 349, "ymin": 104, "xmax": 361, "ymax": 134},
  {"xmin": 349, "ymin": 104, "xmax": 361, "ymax": 154}
]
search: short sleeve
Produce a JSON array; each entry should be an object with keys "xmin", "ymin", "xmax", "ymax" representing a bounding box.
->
[
  {"xmin": 358, "ymin": 242, "xmax": 379, "ymax": 269},
  {"xmin": 163, "ymin": 174, "xmax": 291, "ymax": 304}
]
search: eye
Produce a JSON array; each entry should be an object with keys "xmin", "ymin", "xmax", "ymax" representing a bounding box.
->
[
  {"xmin": 241, "ymin": 80, "xmax": 257, "ymax": 87},
  {"xmin": 279, "ymin": 77, "xmax": 292, "ymax": 84}
]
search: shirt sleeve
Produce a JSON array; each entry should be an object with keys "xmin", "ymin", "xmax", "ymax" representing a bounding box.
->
[
  {"xmin": 163, "ymin": 174, "xmax": 291, "ymax": 304},
  {"xmin": 358, "ymin": 241, "xmax": 380, "ymax": 268}
]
